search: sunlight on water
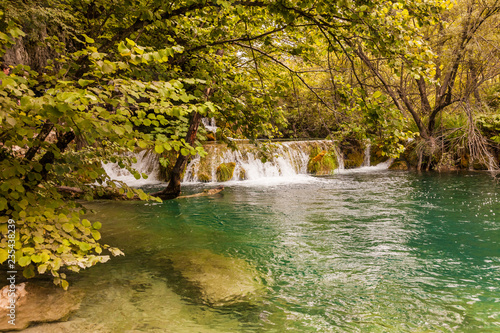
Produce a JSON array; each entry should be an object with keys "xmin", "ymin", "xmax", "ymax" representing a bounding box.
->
[{"xmin": 22, "ymin": 171, "xmax": 500, "ymax": 332}]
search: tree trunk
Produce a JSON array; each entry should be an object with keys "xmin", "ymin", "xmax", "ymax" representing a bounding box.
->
[{"xmin": 151, "ymin": 111, "xmax": 202, "ymax": 200}]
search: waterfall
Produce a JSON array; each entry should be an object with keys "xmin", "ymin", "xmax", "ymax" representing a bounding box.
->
[
  {"xmin": 102, "ymin": 140, "xmax": 395, "ymax": 187},
  {"xmin": 183, "ymin": 140, "xmax": 335, "ymax": 183},
  {"xmin": 333, "ymin": 146, "xmax": 345, "ymax": 170},
  {"xmin": 363, "ymin": 142, "xmax": 371, "ymax": 167},
  {"xmin": 102, "ymin": 150, "xmax": 162, "ymax": 186},
  {"xmin": 201, "ymin": 117, "xmax": 217, "ymax": 133}
]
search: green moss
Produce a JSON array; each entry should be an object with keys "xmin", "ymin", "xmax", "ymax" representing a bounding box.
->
[
  {"xmin": 216, "ymin": 162, "xmax": 236, "ymax": 182},
  {"xmin": 238, "ymin": 168, "xmax": 247, "ymax": 180},
  {"xmin": 388, "ymin": 160, "xmax": 408, "ymax": 170},
  {"xmin": 198, "ymin": 173, "xmax": 211, "ymax": 182},
  {"xmin": 307, "ymin": 151, "xmax": 337, "ymax": 175},
  {"xmin": 309, "ymin": 145, "xmax": 322, "ymax": 159}
]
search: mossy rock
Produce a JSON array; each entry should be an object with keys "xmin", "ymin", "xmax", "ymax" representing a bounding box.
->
[
  {"xmin": 216, "ymin": 162, "xmax": 236, "ymax": 182},
  {"xmin": 307, "ymin": 151, "xmax": 337, "ymax": 175},
  {"xmin": 238, "ymin": 168, "xmax": 247, "ymax": 180},
  {"xmin": 206, "ymin": 133, "xmax": 216, "ymax": 141},
  {"xmin": 388, "ymin": 160, "xmax": 408, "ymax": 170},
  {"xmin": 308, "ymin": 145, "xmax": 322, "ymax": 159},
  {"xmin": 198, "ymin": 173, "xmax": 211, "ymax": 182}
]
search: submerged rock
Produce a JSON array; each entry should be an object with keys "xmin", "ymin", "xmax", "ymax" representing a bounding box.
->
[
  {"xmin": 0, "ymin": 282, "xmax": 84, "ymax": 331},
  {"xmin": 167, "ymin": 250, "xmax": 265, "ymax": 306}
]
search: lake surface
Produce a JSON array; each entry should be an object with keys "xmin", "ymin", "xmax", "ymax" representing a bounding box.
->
[{"xmin": 24, "ymin": 171, "xmax": 500, "ymax": 332}]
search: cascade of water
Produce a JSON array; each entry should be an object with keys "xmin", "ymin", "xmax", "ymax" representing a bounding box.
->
[
  {"xmin": 103, "ymin": 140, "xmax": 394, "ymax": 187},
  {"xmin": 333, "ymin": 146, "xmax": 345, "ymax": 170},
  {"xmin": 183, "ymin": 140, "xmax": 335, "ymax": 183},
  {"xmin": 102, "ymin": 150, "xmax": 162, "ymax": 186},
  {"xmin": 201, "ymin": 117, "xmax": 217, "ymax": 133},
  {"xmin": 363, "ymin": 142, "xmax": 371, "ymax": 167}
]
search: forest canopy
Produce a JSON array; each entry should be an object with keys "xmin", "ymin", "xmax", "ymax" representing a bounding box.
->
[{"xmin": 1, "ymin": 0, "xmax": 499, "ymax": 287}]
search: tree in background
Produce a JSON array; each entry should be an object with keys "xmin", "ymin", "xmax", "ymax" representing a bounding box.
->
[{"xmin": 0, "ymin": 0, "xmax": 461, "ymax": 285}]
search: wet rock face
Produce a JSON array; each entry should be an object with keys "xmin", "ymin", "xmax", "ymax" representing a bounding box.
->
[
  {"xmin": 166, "ymin": 250, "xmax": 265, "ymax": 307},
  {"xmin": 0, "ymin": 282, "xmax": 84, "ymax": 331}
]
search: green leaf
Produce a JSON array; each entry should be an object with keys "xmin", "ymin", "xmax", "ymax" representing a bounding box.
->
[
  {"xmin": 38, "ymin": 264, "xmax": 48, "ymax": 274},
  {"xmin": 114, "ymin": 127, "xmax": 125, "ymax": 135},
  {"xmin": 33, "ymin": 236, "xmax": 44, "ymax": 244},
  {"xmin": 138, "ymin": 192, "xmax": 148, "ymax": 200},
  {"xmin": 62, "ymin": 223, "xmax": 74, "ymax": 233},
  {"xmin": 23, "ymin": 265, "xmax": 35, "ymax": 279},
  {"xmin": 31, "ymin": 254, "xmax": 42, "ymax": 263},
  {"xmin": 40, "ymin": 253, "xmax": 50, "ymax": 262},
  {"xmin": 61, "ymin": 279, "xmax": 69, "ymax": 290},
  {"xmin": 0, "ymin": 249, "xmax": 8, "ymax": 264},
  {"xmin": 79, "ymin": 242, "xmax": 91, "ymax": 252},
  {"xmin": 155, "ymin": 145, "xmax": 164, "ymax": 154},
  {"xmin": 18, "ymin": 256, "xmax": 31, "ymax": 267},
  {"xmin": 91, "ymin": 230, "xmax": 101, "ymax": 240},
  {"xmin": 93, "ymin": 221, "xmax": 102, "ymax": 230},
  {"xmin": 78, "ymin": 79, "xmax": 94, "ymax": 87}
]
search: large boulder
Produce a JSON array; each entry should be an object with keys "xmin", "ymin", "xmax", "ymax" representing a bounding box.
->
[
  {"xmin": 167, "ymin": 250, "xmax": 266, "ymax": 306},
  {"xmin": 307, "ymin": 150, "xmax": 337, "ymax": 175},
  {"xmin": 216, "ymin": 162, "xmax": 236, "ymax": 182},
  {"xmin": 0, "ymin": 282, "xmax": 84, "ymax": 331}
]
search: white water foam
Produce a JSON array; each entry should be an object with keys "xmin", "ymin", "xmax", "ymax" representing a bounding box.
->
[
  {"xmin": 335, "ymin": 158, "xmax": 395, "ymax": 174},
  {"xmin": 201, "ymin": 117, "xmax": 218, "ymax": 133},
  {"xmin": 102, "ymin": 150, "xmax": 163, "ymax": 186},
  {"xmin": 183, "ymin": 140, "xmax": 335, "ymax": 184},
  {"xmin": 103, "ymin": 141, "xmax": 393, "ymax": 188}
]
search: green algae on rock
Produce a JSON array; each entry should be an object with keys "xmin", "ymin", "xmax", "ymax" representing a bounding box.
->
[
  {"xmin": 307, "ymin": 150, "xmax": 338, "ymax": 175},
  {"xmin": 216, "ymin": 162, "xmax": 236, "ymax": 182}
]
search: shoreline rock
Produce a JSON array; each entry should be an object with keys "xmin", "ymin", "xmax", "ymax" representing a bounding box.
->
[{"xmin": 0, "ymin": 282, "xmax": 84, "ymax": 331}]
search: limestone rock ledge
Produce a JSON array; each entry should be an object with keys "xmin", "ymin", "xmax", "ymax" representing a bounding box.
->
[{"xmin": 0, "ymin": 282, "xmax": 84, "ymax": 331}]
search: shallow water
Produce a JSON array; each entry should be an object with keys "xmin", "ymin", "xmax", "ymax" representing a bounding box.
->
[{"xmin": 23, "ymin": 171, "xmax": 500, "ymax": 332}]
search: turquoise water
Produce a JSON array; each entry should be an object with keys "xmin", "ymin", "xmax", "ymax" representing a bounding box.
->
[{"xmin": 25, "ymin": 171, "xmax": 500, "ymax": 332}]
